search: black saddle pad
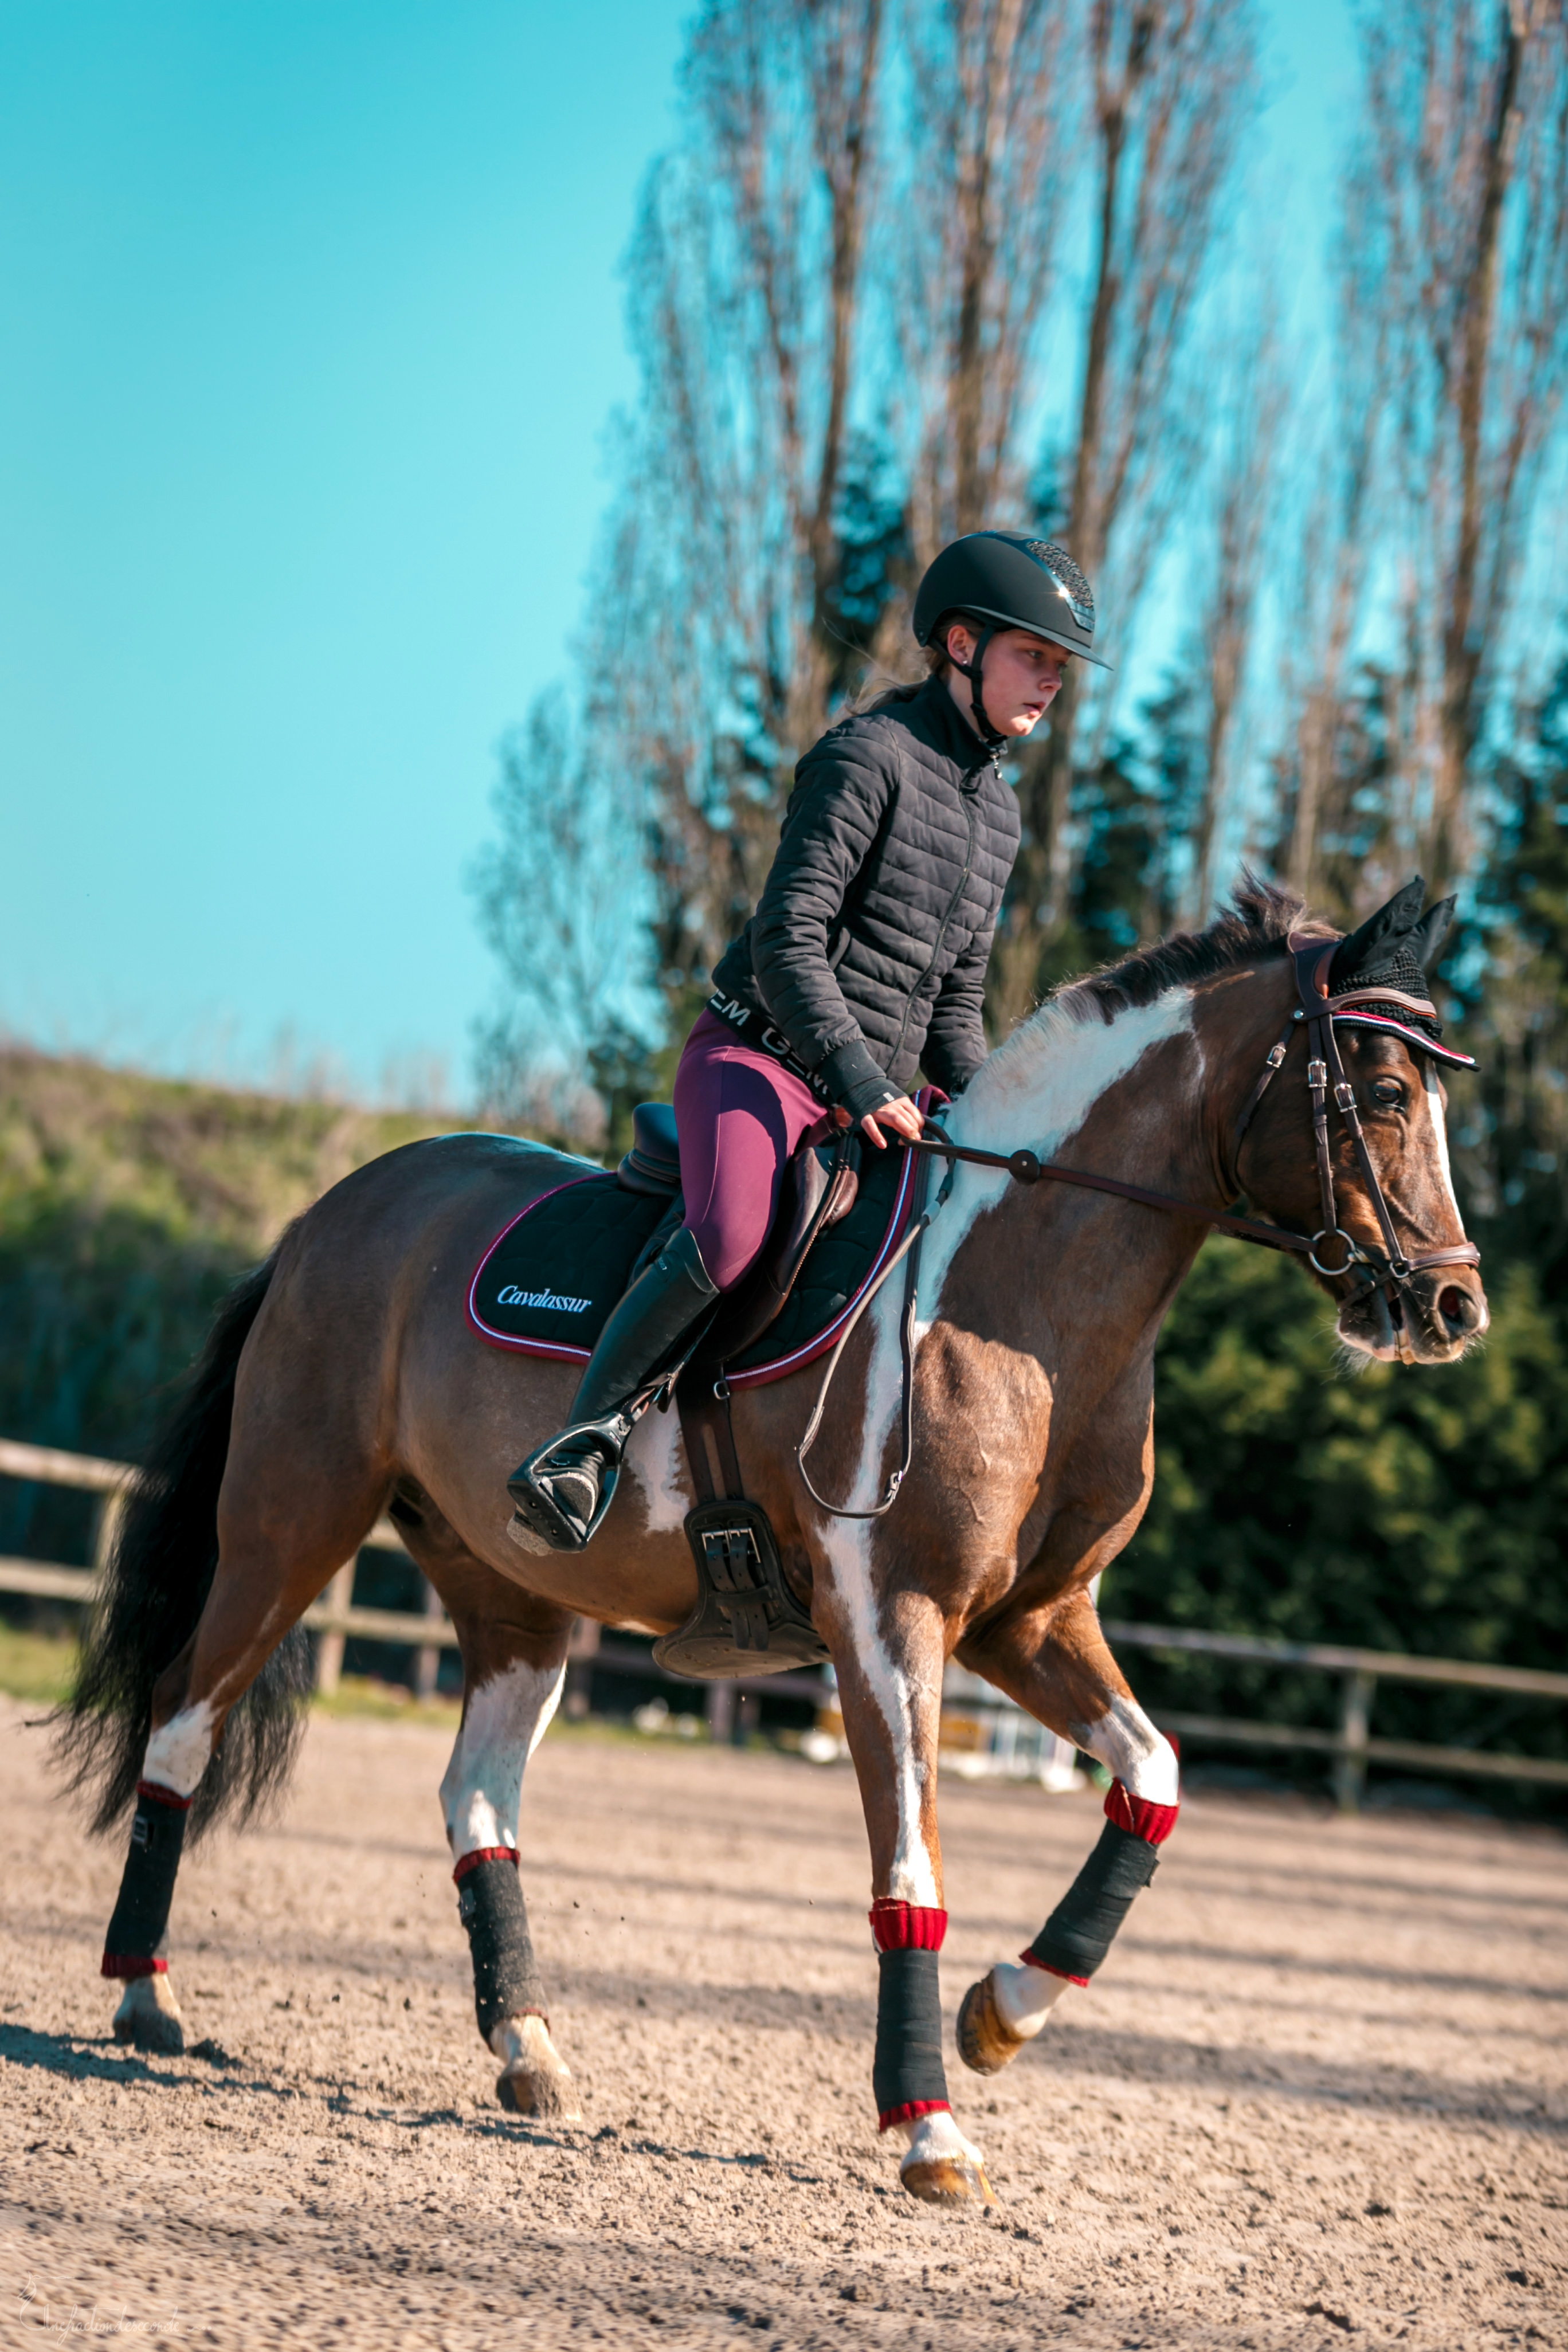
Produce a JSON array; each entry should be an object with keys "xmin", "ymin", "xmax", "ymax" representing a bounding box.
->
[
  {"xmin": 468, "ymin": 1171, "xmax": 670, "ymax": 1363},
  {"xmin": 468, "ymin": 1136, "xmax": 924, "ymax": 1386}
]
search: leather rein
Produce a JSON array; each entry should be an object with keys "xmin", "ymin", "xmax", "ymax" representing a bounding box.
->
[
  {"xmin": 795, "ymin": 932, "xmax": 1480, "ymax": 1520},
  {"xmin": 901, "ymin": 935, "xmax": 1480, "ymax": 1307}
]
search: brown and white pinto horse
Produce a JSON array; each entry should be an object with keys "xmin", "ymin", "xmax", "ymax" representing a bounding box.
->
[{"xmin": 61, "ymin": 881, "xmax": 1486, "ymax": 2210}]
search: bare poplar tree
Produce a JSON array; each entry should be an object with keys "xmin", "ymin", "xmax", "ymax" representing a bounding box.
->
[
  {"xmin": 1183, "ymin": 287, "xmax": 1288, "ymax": 924},
  {"xmin": 897, "ymin": 0, "xmax": 1075, "ymax": 555},
  {"xmin": 995, "ymin": 0, "xmax": 1261, "ymax": 1025},
  {"xmin": 590, "ymin": 0, "xmax": 887, "ymax": 987},
  {"xmin": 1359, "ymin": 0, "xmax": 1568, "ymax": 890},
  {"xmin": 1278, "ymin": 146, "xmax": 1391, "ymax": 912}
]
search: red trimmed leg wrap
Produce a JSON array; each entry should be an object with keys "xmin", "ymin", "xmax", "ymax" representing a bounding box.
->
[
  {"xmin": 135, "ymin": 1779, "xmax": 193, "ymax": 1810},
  {"xmin": 871, "ymin": 1940, "xmax": 950, "ymax": 2129},
  {"xmin": 868, "ymin": 1900, "xmax": 947, "ymax": 1953},
  {"xmin": 1018, "ymin": 1951, "xmax": 1088, "ymax": 1986},
  {"xmin": 453, "ymin": 1848, "xmax": 547, "ymax": 2042},
  {"xmin": 453, "ymin": 1845, "xmax": 520, "ymax": 1883},
  {"xmin": 1024, "ymin": 1814, "xmax": 1163, "ymax": 1982},
  {"xmin": 879, "ymin": 2098, "xmax": 951, "ymax": 2132},
  {"xmin": 1104, "ymin": 1780, "xmax": 1179, "ymax": 1844},
  {"xmin": 102, "ymin": 1781, "xmax": 191, "ymax": 1978}
]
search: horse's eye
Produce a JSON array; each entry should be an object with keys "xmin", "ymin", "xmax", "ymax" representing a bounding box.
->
[{"xmin": 1371, "ymin": 1079, "xmax": 1404, "ymax": 1108}]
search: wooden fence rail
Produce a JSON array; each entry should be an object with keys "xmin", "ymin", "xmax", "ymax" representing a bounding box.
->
[{"xmin": 3, "ymin": 1438, "xmax": 1566, "ymax": 1809}]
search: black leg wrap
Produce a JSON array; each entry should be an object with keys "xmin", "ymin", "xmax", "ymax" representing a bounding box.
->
[
  {"xmin": 872, "ymin": 1947, "xmax": 950, "ymax": 2125},
  {"xmin": 457, "ymin": 1858, "xmax": 548, "ymax": 2041},
  {"xmin": 103, "ymin": 1794, "xmax": 189, "ymax": 1967},
  {"xmin": 1026, "ymin": 1821, "xmax": 1160, "ymax": 1982}
]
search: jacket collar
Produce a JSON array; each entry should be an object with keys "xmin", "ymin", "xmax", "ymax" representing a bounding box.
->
[{"xmin": 912, "ymin": 673, "xmax": 1000, "ymax": 776}]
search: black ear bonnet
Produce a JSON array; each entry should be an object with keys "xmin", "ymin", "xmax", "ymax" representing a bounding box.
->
[{"xmin": 1324, "ymin": 879, "xmax": 1472, "ymax": 1068}]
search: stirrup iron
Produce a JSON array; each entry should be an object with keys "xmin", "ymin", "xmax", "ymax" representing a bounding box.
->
[{"xmin": 507, "ymin": 1410, "xmax": 636, "ymax": 1554}]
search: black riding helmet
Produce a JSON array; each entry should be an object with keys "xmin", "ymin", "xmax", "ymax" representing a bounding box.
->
[{"xmin": 912, "ymin": 530, "xmax": 1110, "ymax": 746}]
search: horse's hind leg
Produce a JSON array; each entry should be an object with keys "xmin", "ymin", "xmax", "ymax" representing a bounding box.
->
[
  {"xmin": 104, "ymin": 1413, "xmax": 387, "ymax": 2052},
  {"xmin": 952, "ymin": 1586, "xmax": 1179, "ymax": 2077},
  {"xmin": 406, "ymin": 1508, "xmax": 581, "ymax": 2120}
]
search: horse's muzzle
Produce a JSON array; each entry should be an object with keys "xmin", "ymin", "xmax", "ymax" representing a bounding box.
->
[{"xmin": 1337, "ymin": 1266, "xmax": 1489, "ymax": 1365}]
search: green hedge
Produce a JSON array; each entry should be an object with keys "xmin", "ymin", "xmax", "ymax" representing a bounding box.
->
[{"xmin": 1108, "ymin": 1238, "xmax": 1568, "ymax": 1797}]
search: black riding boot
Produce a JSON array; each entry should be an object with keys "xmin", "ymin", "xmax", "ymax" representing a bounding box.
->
[{"xmin": 507, "ymin": 1225, "xmax": 718, "ymax": 1554}]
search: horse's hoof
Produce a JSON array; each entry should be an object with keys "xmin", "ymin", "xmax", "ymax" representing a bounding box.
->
[
  {"xmin": 491, "ymin": 2013, "xmax": 583, "ymax": 2123},
  {"xmin": 957, "ymin": 1970, "xmax": 1026, "ymax": 2076},
  {"xmin": 900, "ymin": 2156, "xmax": 998, "ymax": 2209},
  {"xmin": 496, "ymin": 2061, "xmax": 583, "ymax": 2121},
  {"xmin": 112, "ymin": 1977, "xmax": 186, "ymax": 2055}
]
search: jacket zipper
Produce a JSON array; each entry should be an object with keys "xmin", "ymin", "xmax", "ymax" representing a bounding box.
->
[{"xmin": 888, "ymin": 771, "xmax": 982, "ymax": 1077}]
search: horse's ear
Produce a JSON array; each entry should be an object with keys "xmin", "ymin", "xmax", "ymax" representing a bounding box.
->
[
  {"xmin": 1329, "ymin": 875, "xmax": 1426, "ymax": 989},
  {"xmin": 1411, "ymin": 893, "xmax": 1456, "ymax": 972}
]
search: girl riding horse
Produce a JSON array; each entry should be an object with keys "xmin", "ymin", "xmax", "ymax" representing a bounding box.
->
[
  {"xmin": 508, "ymin": 531, "xmax": 1108, "ymax": 1553},
  {"xmin": 65, "ymin": 518, "xmax": 1484, "ymax": 2210}
]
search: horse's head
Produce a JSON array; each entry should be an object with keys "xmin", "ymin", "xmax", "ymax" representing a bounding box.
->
[{"xmin": 1237, "ymin": 879, "xmax": 1489, "ymax": 1366}]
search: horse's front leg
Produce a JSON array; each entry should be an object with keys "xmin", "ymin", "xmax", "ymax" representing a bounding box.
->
[
  {"xmin": 953, "ymin": 1586, "xmax": 1179, "ymax": 2076},
  {"xmin": 437, "ymin": 1586, "xmax": 582, "ymax": 2123},
  {"xmin": 823, "ymin": 1581, "xmax": 995, "ymax": 2210}
]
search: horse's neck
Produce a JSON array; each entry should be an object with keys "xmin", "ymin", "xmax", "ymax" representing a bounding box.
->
[
  {"xmin": 918, "ymin": 983, "xmax": 1225, "ymax": 1353},
  {"xmin": 951, "ymin": 987, "xmax": 1202, "ymax": 1166}
]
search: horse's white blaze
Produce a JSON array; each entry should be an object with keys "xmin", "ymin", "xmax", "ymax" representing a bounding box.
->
[
  {"xmin": 922, "ymin": 990, "xmax": 1199, "ymax": 1315},
  {"xmin": 440, "ymin": 1658, "xmax": 565, "ymax": 1859},
  {"xmin": 142, "ymin": 1699, "xmax": 217, "ymax": 1797},
  {"xmin": 626, "ymin": 1402, "xmax": 689, "ymax": 1533},
  {"xmin": 1421, "ymin": 1064, "xmax": 1465, "ymax": 1234},
  {"xmin": 1071, "ymin": 1690, "xmax": 1179, "ymax": 1802}
]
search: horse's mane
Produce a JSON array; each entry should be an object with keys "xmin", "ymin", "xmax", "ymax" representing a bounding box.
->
[{"xmin": 986, "ymin": 875, "xmax": 1312, "ymax": 1084}]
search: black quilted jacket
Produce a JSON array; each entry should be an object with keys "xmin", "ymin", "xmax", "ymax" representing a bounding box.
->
[{"xmin": 708, "ymin": 675, "xmax": 1021, "ymax": 1112}]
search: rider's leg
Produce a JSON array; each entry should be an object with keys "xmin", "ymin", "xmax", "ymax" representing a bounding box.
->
[
  {"xmin": 673, "ymin": 1013, "xmax": 824, "ymax": 1289},
  {"xmin": 508, "ymin": 1015, "xmax": 822, "ymax": 1549},
  {"xmin": 508, "ymin": 1225, "xmax": 719, "ymax": 1545}
]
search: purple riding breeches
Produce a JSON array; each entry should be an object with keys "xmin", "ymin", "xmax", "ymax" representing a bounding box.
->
[{"xmin": 672, "ymin": 1011, "xmax": 831, "ymax": 1292}]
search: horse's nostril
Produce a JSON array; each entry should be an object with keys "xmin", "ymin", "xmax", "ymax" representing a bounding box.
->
[{"xmin": 1438, "ymin": 1285, "xmax": 1468, "ymax": 1331}]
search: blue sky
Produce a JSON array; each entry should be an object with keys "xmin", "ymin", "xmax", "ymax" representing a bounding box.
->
[{"xmin": 0, "ymin": 0, "xmax": 1354, "ymax": 1104}]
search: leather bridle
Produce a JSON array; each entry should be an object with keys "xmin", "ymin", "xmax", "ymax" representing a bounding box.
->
[{"xmin": 899, "ymin": 930, "xmax": 1481, "ymax": 1315}]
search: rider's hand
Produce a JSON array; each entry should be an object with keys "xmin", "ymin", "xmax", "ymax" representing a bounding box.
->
[{"xmin": 860, "ymin": 1093, "xmax": 925, "ymax": 1150}]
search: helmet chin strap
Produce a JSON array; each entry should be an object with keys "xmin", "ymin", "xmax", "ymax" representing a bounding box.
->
[{"xmin": 948, "ymin": 624, "xmax": 1006, "ymax": 747}]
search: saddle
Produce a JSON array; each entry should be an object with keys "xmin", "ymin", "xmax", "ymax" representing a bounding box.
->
[
  {"xmin": 470, "ymin": 1103, "xmax": 905, "ymax": 1681},
  {"xmin": 618, "ymin": 1105, "xmax": 854, "ymax": 1682},
  {"xmin": 615, "ymin": 1102, "xmax": 863, "ymax": 1366}
]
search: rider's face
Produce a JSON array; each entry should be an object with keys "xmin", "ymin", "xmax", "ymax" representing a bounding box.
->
[{"xmin": 944, "ymin": 624, "xmax": 1071, "ymax": 738}]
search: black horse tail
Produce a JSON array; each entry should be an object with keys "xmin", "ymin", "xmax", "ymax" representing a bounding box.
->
[{"xmin": 54, "ymin": 1240, "xmax": 314, "ymax": 1843}]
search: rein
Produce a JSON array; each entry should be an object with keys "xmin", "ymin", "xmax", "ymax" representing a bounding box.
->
[{"xmin": 796, "ymin": 931, "xmax": 1480, "ymax": 1519}]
